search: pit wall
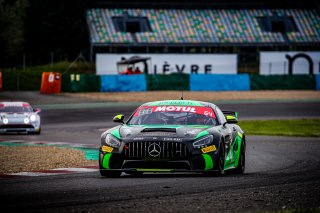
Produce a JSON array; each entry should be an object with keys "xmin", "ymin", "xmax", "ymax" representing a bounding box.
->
[{"xmin": 1, "ymin": 71, "xmax": 320, "ymax": 92}]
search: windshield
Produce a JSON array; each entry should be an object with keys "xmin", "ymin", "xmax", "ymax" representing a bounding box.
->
[
  {"xmin": 0, "ymin": 106, "xmax": 33, "ymax": 113},
  {"xmin": 127, "ymin": 106, "xmax": 218, "ymax": 126}
]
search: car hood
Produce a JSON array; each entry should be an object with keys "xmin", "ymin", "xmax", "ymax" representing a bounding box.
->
[{"xmin": 118, "ymin": 124, "xmax": 214, "ymax": 140}]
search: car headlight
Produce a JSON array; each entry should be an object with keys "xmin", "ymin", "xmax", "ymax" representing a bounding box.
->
[
  {"xmin": 3, "ymin": 118, "xmax": 8, "ymax": 124},
  {"xmin": 30, "ymin": 114, "xmax": 37, "ymax": 122},
  {"xmin": 193, "ymin": 135, "xmax": 213, "ymax": 148},
  {"xmin": 104, "ymin": 134, "xmax": 121, "ymax": 148},
  {"xmin": 24, "ymin": 118, "xmax": 30, "ymax": 124}
]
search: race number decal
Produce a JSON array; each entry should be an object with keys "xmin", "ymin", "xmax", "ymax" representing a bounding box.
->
[{"xmin": 48, "ymin": 74, "xmax": 54, "ymax": 82}]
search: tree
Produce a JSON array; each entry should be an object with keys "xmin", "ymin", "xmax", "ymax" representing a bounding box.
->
[{"xmin": 0, "ymin": 0, "xmax": 29, "ymax": 67}]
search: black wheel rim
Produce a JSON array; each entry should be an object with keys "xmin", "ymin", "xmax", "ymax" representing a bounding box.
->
[
  {"xmin": 219, "ymin": 144, "xmax": 225, "ymax": 171},
  {"xmin": 241, "ymin": 148, "xmax": 245, "ymax": 170}
]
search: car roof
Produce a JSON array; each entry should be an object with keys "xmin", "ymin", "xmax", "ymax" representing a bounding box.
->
[
  {"xmin": 141, "ymin": 100, "xmax": 217, "ymax": 108},
  {"xmin": 0, "ymin": 101, "xmax": 31, "ymax": 107}
]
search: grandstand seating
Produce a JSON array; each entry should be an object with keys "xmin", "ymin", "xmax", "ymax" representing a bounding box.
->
[{"xmin": 86, "ymin": 8, "xmax": 320, "ymax": 44}]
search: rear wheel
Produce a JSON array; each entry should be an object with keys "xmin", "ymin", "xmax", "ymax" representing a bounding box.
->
[{"xmin": 232, "ymin": 141, "xmax": 245, "ymax": 174}]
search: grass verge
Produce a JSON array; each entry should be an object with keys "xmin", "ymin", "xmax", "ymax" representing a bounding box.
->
[{"xmin": 238, "ymin": 119, "xmax": 320, "ymax": 137}]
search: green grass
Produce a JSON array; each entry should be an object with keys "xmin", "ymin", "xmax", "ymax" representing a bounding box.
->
[{"xmin": 238, "ymin": 119, "xmax": 320, "ymax": 137}]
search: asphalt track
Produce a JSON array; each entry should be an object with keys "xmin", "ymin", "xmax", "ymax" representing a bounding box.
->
[{"xmin": 0, "ymin": 101, "xmax": 320, "ymax": 212}]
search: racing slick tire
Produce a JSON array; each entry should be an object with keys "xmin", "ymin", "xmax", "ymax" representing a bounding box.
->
[
  {"xmin": 99, "ymin": 156, "xmax": 121, "ymax": 178},
  {"xmin": 35, "ymin": 128, "xmax": 41, "ymax": 135},
  {"xmin": 100, "ymin": 170, "xmax": 121, "ymax": 178},
  {"xmin": 29, "ymin": 128, "xmax": 41, "ymax": 135},
  {"xmin": 230, "ymin": 140, "xmax": 245, "ymax": 174},
  {"xmin": 203, "ymin": 140, "xmax": 225, "ymax": 176}
]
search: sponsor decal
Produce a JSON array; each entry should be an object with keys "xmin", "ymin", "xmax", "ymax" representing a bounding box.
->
[
  {"xmin": 134, "ymin": 106, "xmax": 216, "ymax": 118},
  {"xmin": 138, "ymin": 108, "xmax": 153, "ymax": 116},
  {"xmin": 163, "ymin": 138, "xmax": 182, "ymax": 142},
  {"xmin": 260, "ymin": 52, "xmax": 320, "ymax": 75},
  {"xmin": 101, "ymin": 145, "xmax": 113, "ymax": 153},
  {"xmin": 96, "ymin": 54, "xmax": 237, "ymax": 75},
  {"xmin": 185, "ymin": 129, "xmax": 201, "ymax": 135},
  {"xmin": 150, "ymin": 100, "xmax": 203, "ymax": 106},
  {"xmin": 201, "ymin": 145, "xmax": 216, "ymax": 153},
  {"xmin": 133, "ymin": 137, "xmax": 144, "ymax": 140}
]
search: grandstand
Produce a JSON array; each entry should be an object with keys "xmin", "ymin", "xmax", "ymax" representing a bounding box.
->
[
  {"xmin": 87, "ymin": 8, "xmax": 319, "ymax": 45},
  {"xmin": 86, "ymin": 0, "xmax": 320, "ymax": 72}
]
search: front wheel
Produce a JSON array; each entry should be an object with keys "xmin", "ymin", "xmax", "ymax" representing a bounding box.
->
[
  {"xmin": 203, "ymin": 141, "xmax": 225, "ymax": 176},
  {"xmin": 99, "ymin": 155, "xmax": 121, "ymax": 178},
  {"xmin": 35, "ymin": 128, "xmax": 41, "ymax": 135},
  {"xmin": 100, "ymin": 169, "xmax": 121, "ymax": 178},
  {"xmin": 29, "ymin": 128, "xmax": 41, "ymax": 135}
]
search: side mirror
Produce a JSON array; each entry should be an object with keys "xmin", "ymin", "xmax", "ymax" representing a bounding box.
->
[
  {"xmin": 226, "ymin": 115, "xmax": 238, "ymax": 124},
  {"xmin": 113, "ymin": 114, "xmax": 124, "ymax": 123},
  {"xmin": 34, "ymin": 108, "xmax": 41, "ymax": 113}
]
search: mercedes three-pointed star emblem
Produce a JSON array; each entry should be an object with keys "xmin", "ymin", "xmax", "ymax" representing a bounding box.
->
[{"xmin": 148, "ymin": 142, "xmax": 161, "ymax": 157}]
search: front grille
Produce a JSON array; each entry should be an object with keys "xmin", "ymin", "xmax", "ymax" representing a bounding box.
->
[
  {"xmin": 0, "ymin": 124, "xmax": 34, "ymax": 129},
  {"xmin": 124, "ymin": 141, "xmax": 189, "ymax": 159}
]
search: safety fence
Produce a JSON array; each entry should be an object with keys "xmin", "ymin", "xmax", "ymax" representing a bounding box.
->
[
  {"xmin": 190, "ymin": 74, "xmax": 250, "ymax": 91},
  {"xmin": 62, "ymin": 74, "xmax": 100, "ymax": 92},
  {"xmin": 100, "ymin": 75, "xmax": 146, "ymax": 92},
  {"xmin": 1, "ymin": 71, "xmax": 320, "ymax": 92},
  {"xmin": 147, "ymin": 74, "xmax": 189, "ymax": 91},
  {"xmin": 316, "ymin": 75, "xmax": 320, "ymax": 91},
  {"xmin": 250, "ymin": 75, "xmax": 316, "ymax": 90}
]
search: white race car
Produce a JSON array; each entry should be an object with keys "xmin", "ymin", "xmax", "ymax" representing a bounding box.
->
[{"xmin": 0, "ymin": 101, "xmax": 41, "ymax": 134}]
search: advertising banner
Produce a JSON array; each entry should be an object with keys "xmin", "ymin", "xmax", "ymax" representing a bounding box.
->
[
  {"xmin": 260, "ymin": 52, "xmax": 320, "ymax": 75},
  {"xmin": 96, "ymin": 54, "xmax": 237, "ymax": 75}
]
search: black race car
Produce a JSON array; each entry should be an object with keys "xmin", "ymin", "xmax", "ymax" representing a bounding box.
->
[{"xmin": 99, "ymin": 100, "xmax": 245, "ymax": 177}]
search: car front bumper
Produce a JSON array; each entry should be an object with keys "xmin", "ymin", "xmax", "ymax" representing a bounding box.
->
[
  {"xmin": 0, "ymin": 124, "xmax": 40, "ymax": 133},
  {"xmin": 99, "ymin": 148, "xmax": 219, "ymax": 172}
]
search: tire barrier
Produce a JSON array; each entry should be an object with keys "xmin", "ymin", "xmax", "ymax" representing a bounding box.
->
[
  {"xmin": 147, "ymin": 74, "xmax": 189, "ymax": 91},
  {"xmin": 250, "ymin": 75, "xmax": 316, "ymax": 90},
  {"xmin": 190, "ymin": 74, "xmax": 250, "ymax": 91},
  {"xmin": 61, "ymin": 74, "xmax": 101, "ymax": 92},
  {"xmin": 101, "ymin": 74, "xmax": 147, "ymax": 92},
  {"xmin": 40, "ymin": 72, "xmax": 62, "ymax": 94}
]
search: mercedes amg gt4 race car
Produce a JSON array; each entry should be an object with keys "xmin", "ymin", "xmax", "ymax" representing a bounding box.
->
[
  {"xmin": 0, "ymin": 101, "xmax": 41, "ymax": 134},
  {"xmin": 99, "ymin": 100, "xmax": 245, "ymax": 177}
]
